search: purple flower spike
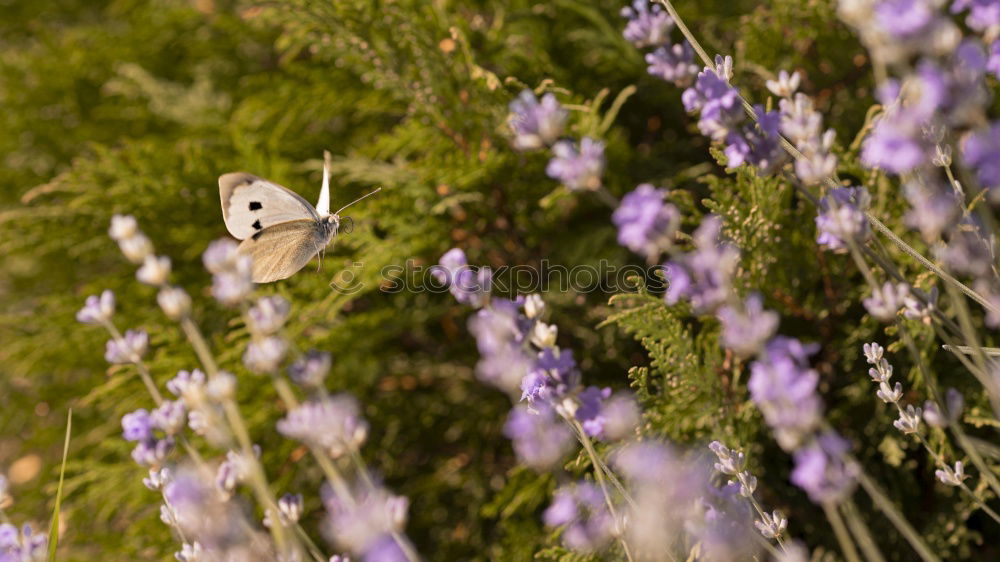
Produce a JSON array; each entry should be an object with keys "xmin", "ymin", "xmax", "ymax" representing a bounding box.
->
[
  {"xmin": 663, "ymin": 216, "xmax": 740, "ymax": 312},
  {"xmin": 544, "ymin": 482, "xmax": 614, "ymax": 553},
  {"xmin": 105, "ymin": 329, "xmax": 149, "ymax": 364},
  {"xmin": 748, "ymin": 337, "xmax": 823, "ymax": 451},
  {"xmin": 546, "ymin": 137, "xmax": 606, "ymax": 191},
  {"xmin": 509, "ymin": 91, "xmax": 568, "ymax": 151},
  {"xmin": 621, "ymin": 0, "xmax": 674, "ymax": 47},
  {"xmin": 122, "ymin": 409, "xmax": 154, "ymax": 442},
  {"xmin": 815, "ymin": 187, "xmax": 870, "ymax": 251},
  {"xmin": 645, "ymin": 42, "xmax": 699, "ymax": 87},
  {"xmin": 791, "ymin": 432, "xmax": 857, "ymax": 504},
  {"xmin": 76, "ymin": 289, "xmax": 115, "ymax": 324},
  {"xmin": 962, "ymin": 122, "xmax": 1000, "ymax": 193},
  {"xmin": 277, "ymin": 395, "xmax": 369, "ymax": 458},
  {"xmin": 434, "ymin": 248, "xmax": 492, "ymax": 307},
  {"xmin": 503, "ymin": 403, "xmax": 574, "ymax": 471},
  {"xmin": 718, "ymin": 293, "xmax": 779, "ymax": 357},
  {"xmin": 612, "ymin": 184, "xmax": 680, "ymax": 260}
]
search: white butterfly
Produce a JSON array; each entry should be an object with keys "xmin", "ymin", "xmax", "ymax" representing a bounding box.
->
[{"xmin": 219, "ymin": 151, "xmax": 379, "ymax": 283}]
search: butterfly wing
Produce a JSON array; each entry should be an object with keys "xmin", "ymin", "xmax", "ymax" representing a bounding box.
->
[
  {"xmin": 237, "ymin": 219, "xmax": 327, "ymax": 283},
  {"xmin": 219, "ymin": 173, "xmax": 320, "ymax": 240}
]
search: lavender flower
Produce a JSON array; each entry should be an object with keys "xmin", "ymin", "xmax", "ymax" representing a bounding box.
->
[
  {"xmin": 247, "ymin": 295, "xmax": 291, "ymax": 335},
  {"xmin": 131, "ymin": 436, "xmax": 174, "ymax": 466},
  {"xmin": 612, "ymin": 183, "xmax": 680, "ymax": 259},
  {"xmin": 682, "ymin": 66, "xmax": 743, "ymax": 142},
  {"xmin": 621, "ymin": 0, "xmax": 674, "ymax": 47},
  {"xmin": 205, "ymin": 239, "xmax": 253, "ymax": 305},
  {"xmin": 755, "ymin": 510, "xmax": 788, "ymax": 540},
  {"xmin": 288, "ymin": 350, "xmax": 332, "ymax": 388},
  {"xmin": 875, "ymin": 0, "xmax": 938, "ymax": 39},
  {"xmin": 323, "ymin": 483, "xmax": 409, "ymax": 557},
  {"xmin": 790, "ymin": 432, "xmax": 857, "ymax": 504},
  {"xmin": 151, "ymin": 400, "xmax": 187, "ymax": 436},
  {"xmin": 815, "ymin": 186, "xmax": 870, "ymax": 251},
  {"xmin": 76, "ymin": 289, "xmax": 115, "ymax": 324},
  {"xmin": 215, "ymin": 449, "xmax": 254, "ymax": 499},
  {"xmin": 157, "ymin": 286, "xmax": 191, "ymax": 321},
  {"xmin": 961, "ymin": 122, "xmax": 1000, "ymax": 193},
  {"xmin": 988, "ymin": 40, "xmax": 1000, "ymax": 79},
  {"xmin": 167, "ymin": 369, "xmax": 207, "ymax": 403},
  {"xmin": 0, "ymin": 524, "xmax": 47, "ymax": 561},
  {"xmin": 544, "ymin": 482, "xmax": 613, "ymax": 553},
  {"xmin": 574, "ymin": 386, "xmax": 612, "ymax": 438},
  {"xmin": 243, "ymin": 336, "xmax": 288, "ymax": 374},
  {"xmin": 502, "ymin": 403, "xmax": 574, "ymax": 471},
  {"xmin": 717, "ymin": 292, "xmax": 779, "ymax": 357},
  {"xmin": 109, "ymin": 215, "xmax": 154, "ymax": 264},
  {"xmin": 952, "ymin": 0, "xmax": 1000, "ymax": 31},
  {"xmin": 508, "ymin": 91, "xmax": 567, "ymax": 151},
  {"xmin": 663, "ymin": 215, "xmax": 740, "ymax": 312},
  {"xmin": 105, "ymin": 329, "xmax": 149, "ymax": 364},
  {"xmin": 433, "ymin": 248, "xmax": 492, "ymax": 307},
  {"xmin": 468, "ymin": 298, "xmax": 534, "ymax": 392},
  {"xmin": 122, "ymin": 409, "xmax": 154, "ymax": 442},
  {"xmin": 766, "ymin": 70, "xmax": 801, "ymax": 98},
  {"xmin": 519, "ymin": 347, "xmax": 579, "ymax": 406},
  {"xmin": 137, "ymin": 255, "xmax": 171, "ymax": 286},
  {"xmin": 903, "ymin": 182, "xmax": 958, "ymax": 242},
  {"xmin": 645, "ymin": 42, "xmax": 699, "ymax": 86},
  {"xmin": 863, "ymin": 282, "xmax": 909, "ymax": 321},
  {"xmin": 277, "ymin": 395, "xmax": 369, "ymax": 458},
  {"xmin": 748, "ymin": 337, "xmax": 823, "ymax": 450},
  {"xmin": 595, "ymin": 393, "xmax": 641, "ymax": 441},
  {"xmin": 546, "ymin": 137, "xmax": 606, "ymax": 191},
  {"xmin": 935, "ymin": 460, "xmax": 969, "ymax": 486},
  {"xmin": 893, "ymin": 404, "xmax": 923, "ymax": 434}
]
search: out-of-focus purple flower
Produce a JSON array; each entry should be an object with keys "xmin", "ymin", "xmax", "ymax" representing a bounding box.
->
[
  {"xmin": 122, "ymin": 409, "xmax": 154, "ymax": 442},
  {"xmin": 682, "ymin": 67, "xmax": 743, "ymax": 141},
  {"xmin": 546, "ymin": 137, "xmax": 606, "ymax": 191},
  {"xmin": 216, "ymin": 449, "xmax": 253, "ymax": 499},
  {"xmin": 988, "ymin": 40, "xmax": 1000, "ymax": 79},
  {"xmin": 645, "ymin": 42, "xmax": 699, "ymax": 87},
  {"xmin": 361, "ymin": 536, "xmax": 408, "ymax": 562},
  {"xmin": 105, "ymin": 329, "xmax": 149, "ymax": 364},
  {"xmin": 77, "ymin": 289, "xmax": 115, "ymax": 324},
  {"xmin": 323, "ymin": 483, "xmax": 409, "ymax": 557},
  {"xmin": 243, "ymin": 336, "xmax": 288, "ymax": 374},
  {"xmin": 433, "ymin": 248, "xmax": 492, "ymax": 307},
  {"xmin": 903, "ymin": 286, "xmax": 938, "ymax": 323},
  {"xmin": 748, "ymin": 337, "xmax": 823, "ymax": 451},
  {"xmin": 157, "ymin": 286, "xmax": 191, "ymax": 321},
  {"xmin": 621, "ymin": 0, "xmax": 674, "ymax": 47},
  {"xmin": 574, "ymin": 386, "xmax": 612, "ymax": 438},
  {"xmin": 508, "ymin": 91, "xmax": 567, "ymax": 151},
  {"xmin": 863, "ymin": 282, "xmax": 909, "ymax": 321},
  {"xmin": 613, "ymin": 184, "xmax": 680, "ymax": 260},
  {"xmin": 289, "ymin": 350, "xmax": 332, "ymax": 388},
  {"xmin": 613, "ymin": 441, "xmax": 707, "ymax": 554},
  {"xmin": 862, "ymin": 117, "xmax": 928, "ymax": 175},
  {"xmin": 815, "ymin": 187, "xmax": 870, "ymax": 251},
  {"xmin": 875, "ymin": 0, "xmax": 936, "ymax": 39},
  {"xmin": 717, "ymin": 293, "xmax": 779, "ymax": 357},
  {"xmin": 790, "ymin": 432, "xmax": 857, "ymax": 504},
  {"xmin": 205, "ymin": 239, "xmax": 254, "ymax": 305},
  {"xmin": 597, "ymin": 393, "xmax": 641, "ymax": 441},
  {"xmin": 264, "ymin": 492, "xmax": 304, "ymax": 528},
  {"xmin": 544, "ymin": 482, "xmax": 614, "ymax": 553},
  {"xmin": 952, "ymin": 0, "xmax": 1000, "ymax": 31},
  {"xmin": 663, "ymin": 216, "xmax": 740, "ymax": 312},
  {"xmin": 0, "ymin": 524, "xmax": 47, "ymax": 561},
  {"xmin": 903, "ymin": 182, "xmax": 959, "ymax": 242},
  {"xmin": 694, "ymin": 481, "xmax": 759, "ymax": 560},
  {"xmin": 502, "ymin": 403, "xmax": 574, "ymax": 471},
  {"xmin": 725, "ymin": 106, "xmax": 786, "ymax": 174},
  {"xmin": 151, "ymin": 400, "xmax": 187, "ymax": 436},
  {"xmin": 136, "ymin": 255, "xmax": 171, "ymax": 286},
  {"xmin": 520, "ymin": 347, "xmax": 579, "ymax": 407},
  {"xmin": 202, "ymin": 239, "xmax": 239, "ymax": 274},
  {"xmin": 131, "ymin": 436, "xmax": 174, "ymax": 466},
  {"xmin": 468, "ymin": 299, "xmax": 534, "ymax": 393},
  {"xmin": 278, "ymin": 395, "xmax": 368, "ymax": 458},
  {"xmin": 247, "ymin": 296, "xmax": 290, "ymax": 335},
  {"xmin": 168, "ymin": 369, "xmax": 206, "ymax": 402},
  {"xmin": 165, "ymin": 467, "xmax": 266, "ymax": 557},
  {"xmin": 962, "ymin": 122, "xmax": 1000, "ymax": 192}
]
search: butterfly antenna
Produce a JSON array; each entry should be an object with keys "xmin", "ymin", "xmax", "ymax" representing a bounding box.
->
[{"xmin": 335, "ymin": 187, "xmax": 382, "ymax": 216}]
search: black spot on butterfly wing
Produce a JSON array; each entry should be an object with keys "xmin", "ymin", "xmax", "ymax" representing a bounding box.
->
[
  {"xmin": 252, "ymin": 219, "xmax": 262, "ymax": 231},
  {"xmin": 248, "ymin": 201, "xmax": 263, "ymax": 211}
]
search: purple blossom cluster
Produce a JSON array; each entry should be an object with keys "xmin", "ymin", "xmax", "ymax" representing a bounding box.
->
[
  {"xmin": 507, "ymin": 91, "xmax": 607, "ymax": 193},
  {"xmin": 611, "ymin": 183, "xmax": 680, "ymax": 260},
  {"xmin": 322, "ymin": 482, "xmax": 410, "ymax": 561},
  {"xmin": 543, "ymin": 482, "xmax": 614, "ymax": 552},
  {"xmin": 680, "ymin": 62, "xmax": 786, "ymax": 173},
  {"xmin": 622, "ymin": 1, "xmax": 699, "ymax": 87},
  {"xmin": 815, "ymin": 187, "xmax": 871, "ymax": 252},
  {"xmin": 122, "ymin": 406, "xmax": 179, "ymax": 466},
  {"xmin": 277, "ymin": 394, "xmax": 369, "ymax": 459},
  {"xmin": 662, "ymin": 215, "xmax": 739, "ymax": 313},
  {"xmin": 0, "ymin": 523, "xmax": 47, "ymax": 562}
]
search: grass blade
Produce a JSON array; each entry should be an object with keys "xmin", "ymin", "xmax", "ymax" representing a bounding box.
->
[{"xmin": 47, "ymin": 409, "xmax": 72, "ymax": 561}]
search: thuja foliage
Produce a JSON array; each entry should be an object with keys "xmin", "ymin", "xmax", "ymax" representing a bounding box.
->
[{"xmin": 1, "ymin": 0, "xmax": 998, "ymax": 560}]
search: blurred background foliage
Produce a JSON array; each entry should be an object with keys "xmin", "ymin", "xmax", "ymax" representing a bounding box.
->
[{"xmin": 1, "ymin": 0, "xmax": 993, "ymax": 559}]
